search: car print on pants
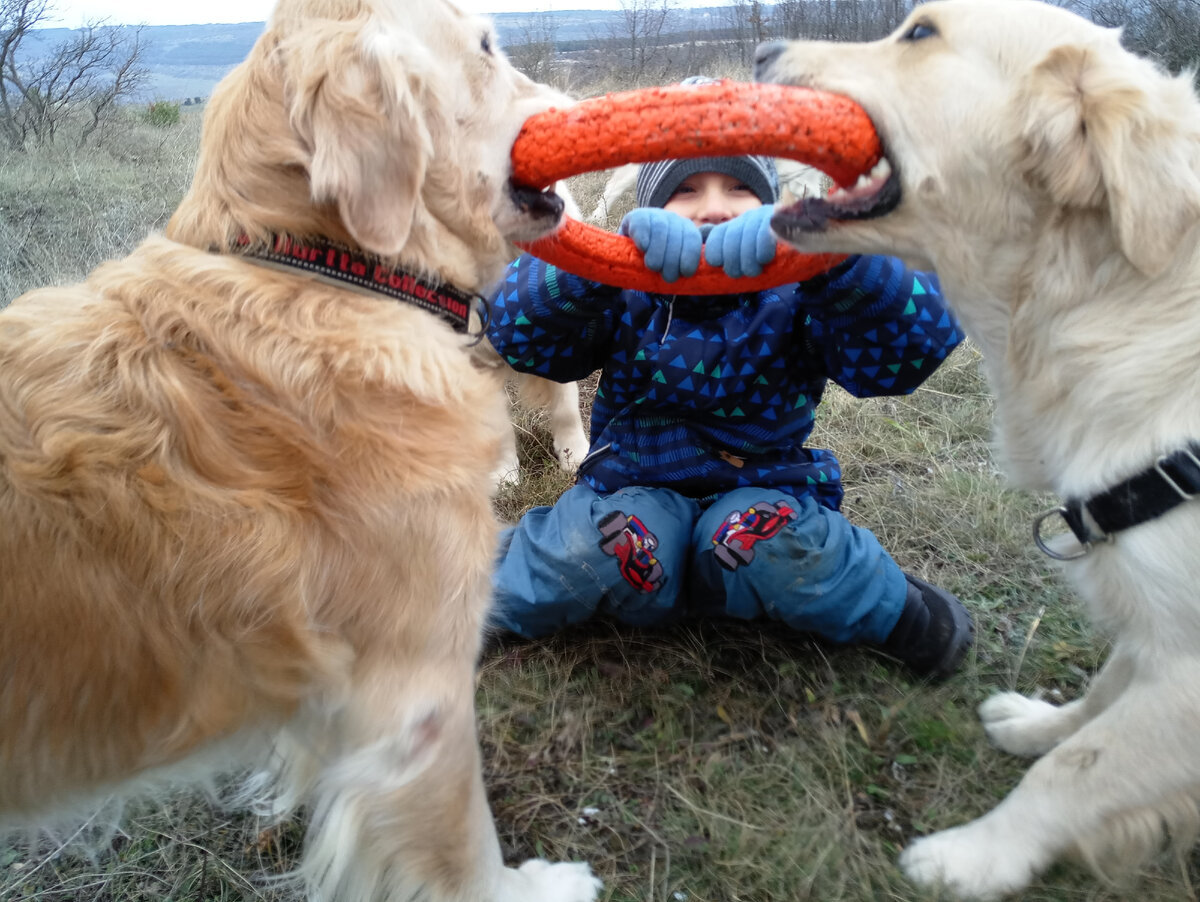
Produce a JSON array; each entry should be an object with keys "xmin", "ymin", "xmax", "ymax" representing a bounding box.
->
[
  {"xmin": 597, "ymin": 511, "xmax": 665, "ymax": 593},
  {"xmin": 710, "ymin": 500, "xmax": 798, "ymax": 571}
]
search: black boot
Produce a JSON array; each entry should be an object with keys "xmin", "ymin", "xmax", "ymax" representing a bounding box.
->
[{"xmin": 880, "ymin": 573, "xmax": 974, "ymax": 680}]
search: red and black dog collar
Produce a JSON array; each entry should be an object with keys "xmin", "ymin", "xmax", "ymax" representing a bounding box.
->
[{"xmin": 229, "ymin": 233, "xmax": 477, "ymax": 334}]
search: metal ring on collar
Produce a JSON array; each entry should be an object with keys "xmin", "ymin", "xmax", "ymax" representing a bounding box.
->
[
  {"xmin": 1154, "ymin": 449, "xmax": 1200, "ymax": 502},
  {"xmin": 1032, "ymin": 506, "xmax": 1098, "ymax": 561},
  {"xmin": 465, "ymin": 294, "xmax": 491, "ymax": 347}
]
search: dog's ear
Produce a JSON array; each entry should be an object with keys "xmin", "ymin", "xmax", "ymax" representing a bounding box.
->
[
  {"xmin": 286, "ymin": 27, "xmax": 433, "ymax": 256},
  {"xmin": 1019, "ymin": 40, "xmax": 1200, "ymax": 277}
]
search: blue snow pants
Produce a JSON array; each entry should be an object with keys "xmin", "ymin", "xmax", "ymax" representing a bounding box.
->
[{"xmin": 491, "ymin": 484, "xmax": 907, "ymax": 645}]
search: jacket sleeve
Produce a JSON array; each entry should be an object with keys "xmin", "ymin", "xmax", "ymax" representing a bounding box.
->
[
  {"xmin": 485, "ymin": 252, "xmax": 621, "ymax": 383},
  {"xmin": 796, "ymin": 255, "xmax": 961, "ymax": 398}
]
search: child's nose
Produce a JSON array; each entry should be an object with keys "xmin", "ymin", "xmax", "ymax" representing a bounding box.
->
[{"xmin": 696, "ymin": 190, "xmax": 734, "ymax": 223}]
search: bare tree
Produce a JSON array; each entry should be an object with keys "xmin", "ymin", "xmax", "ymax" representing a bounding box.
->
[
  {"xmin": 77, "ymin": 26, "xmax": 146, "ymax": 146},
  {"xmin": 0, "ymin": 0, "xmax": 48, "ymax": 149},
  {"xmin": 1066, "ymin": 0, "xmax": 1200, "ymax": 75},
  {"xmin": 770, "ymin": 0, "xmax": 810, "ymax": 39},
  {"xmin": 723, "ymin": 0, "xmax": 769, "ymax": 66},
  {"xmin": 767, "ymin": 0, "xmax": 918, "ymax": 41},
  {"xmin": 506, "ymin": 10, "xmax": 557, "ymax": 84},
  {"xmin": 0, "ymin": 0, "xmax": 147, "ymax": 150},
  {"xmin": 613, "ymin": 0, "xmax": 675, "ymax": 80}
]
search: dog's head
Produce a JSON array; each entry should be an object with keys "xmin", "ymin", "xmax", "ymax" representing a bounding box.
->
[
  {"xmin": 756, "ymin": 0, "xmax": 1200, "ymax": 280},
  {"xmin": 167, "ymin": 0, "xmax": 569, "ymax": 291}
]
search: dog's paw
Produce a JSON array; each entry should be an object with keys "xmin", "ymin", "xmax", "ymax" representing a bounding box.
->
[
  {"xmin": 491, "ymin": 460, "xmax": 522, "ymax": 488},
  {"xmin": 979, "ymin": 692, "xmax": 1078, "ymax": 757},
  {"xmin": 503, "ymin": 858, "xmax": 602, "ymax": 902},
  {"xmin": 900, "ymin": 824, "xmax": 1037, "ymax": 900},
  {"xmin": 552, "ymin": 428, "xmax": 589, "ymax": 474}
]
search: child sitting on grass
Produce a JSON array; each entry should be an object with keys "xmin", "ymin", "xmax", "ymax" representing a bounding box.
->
[{"xmin": 486, "ymin": 104, "xmax": 972, "ymax": 679}]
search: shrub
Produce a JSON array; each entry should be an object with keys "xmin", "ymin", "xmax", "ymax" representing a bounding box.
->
[{"xmin": 144, "ymin": 100, "xmax": 181, "ymax": 128}]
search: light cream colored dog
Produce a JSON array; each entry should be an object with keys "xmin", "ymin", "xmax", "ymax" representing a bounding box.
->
[
  {"xmin": 757, "ymin": 0, "xmax": 1200, "ymax": 898},
  {"xmin": 0, "ymin": 1, "xmax": 601, "ymax": 901},
  {"xmin": 487, "ymin": 183, "xmax": 589, "ymax": 488}
]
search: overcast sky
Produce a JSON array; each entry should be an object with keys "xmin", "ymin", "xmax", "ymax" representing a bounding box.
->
[{"xmin": 42, "ymin": 1, "xmax": 628, "ymax": 28}]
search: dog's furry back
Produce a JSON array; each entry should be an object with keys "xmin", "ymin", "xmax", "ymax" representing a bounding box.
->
[{"xmin": 0, "ymin": 235, "xmax": 505, "ymax": 818}]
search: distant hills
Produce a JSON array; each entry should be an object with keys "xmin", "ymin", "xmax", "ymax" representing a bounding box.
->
[
  {"xmin": 25, "ymin": 22, "xmax": 264, "ymax": 101},
  {"xmin": 23, "ymin": 9, "xmax": 722, "ymax": 102}
]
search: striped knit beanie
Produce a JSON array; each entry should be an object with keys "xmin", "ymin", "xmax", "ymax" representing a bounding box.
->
[{"xmin": 635, "ymin": 77, "xmax": 779, "ymax": 209}]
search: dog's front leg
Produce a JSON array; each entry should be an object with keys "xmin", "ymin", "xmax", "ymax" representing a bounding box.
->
[
  {"xmin": 514, "ymin": 373, "xmax": 589, "ymax": 474},
  {"xmin": 899, "ymin": 788, "xmax": 1060, "ymax": 900},
  {"xmin": 901, "ymin": 664, "xmax": 1200, "ymax": 899},
  {"xmin": 541, "ymin": 380, "xmax": 589, "ymax": 473},
  {"xmin": 296, "ymin": 665, "xmax": 600, "ymax": 902},
  {"xmin": 495, "ymin": 858, "xmax": 606, "ymax": 902},
  {"xmin": 492, "ymin": 423, "xmax": 523, "ymax": 487},
  {"xmin": 979, "ymin": 646, "xmax": 1134, "ymax": 757}
]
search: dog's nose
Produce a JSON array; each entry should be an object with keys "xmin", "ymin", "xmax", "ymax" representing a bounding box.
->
[{"xmin": 753, "ymin": 41, "xmax": 787, "ymax": 78}]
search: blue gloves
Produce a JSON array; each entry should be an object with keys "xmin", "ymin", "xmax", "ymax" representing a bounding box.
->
[
  {"xmin": 619, "ymin": 208, "xmax": 702, "ymax": 283},
  {"xmin": 703, "ymin": 205, "xmax": 777, "ymax": 279},
  {"xmin": 621, "ymin": 205, "xmax": 779, "ymax": 282}
]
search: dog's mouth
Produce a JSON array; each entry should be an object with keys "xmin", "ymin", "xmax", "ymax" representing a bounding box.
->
[
  {"xmin": 500, "ymin": 180, "xmax": 566, "ymax": 243},
  {"xmin": 508, "ymin": 181, "xmax": 564, "ymax": 223},
  {"xmin": 771, "ymin": 156, "xmax": 901, "ymax": 239}
]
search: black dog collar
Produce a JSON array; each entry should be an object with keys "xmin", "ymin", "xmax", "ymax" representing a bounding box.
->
[
  {"xmin": 1034, "ymin": 443, "xmax": 1200, "ymax": 560},
  {"xmin": 229, "ymin": 233, "xmax": 477, "ymax": 334}
]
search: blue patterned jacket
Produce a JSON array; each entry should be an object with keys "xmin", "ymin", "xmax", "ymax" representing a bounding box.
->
[{"xmin": 487, "ymin": 254, "xmax": 960, "ymax": 509}]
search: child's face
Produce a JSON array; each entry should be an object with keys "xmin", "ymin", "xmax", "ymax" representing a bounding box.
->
[{"xmin": 662, "ymin": 172, "xmax": 763, "ymax": 226}]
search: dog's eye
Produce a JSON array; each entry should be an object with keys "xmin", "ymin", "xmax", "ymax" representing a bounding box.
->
[
  {"xmin": 902, "ymin": 21, "xmax": 937, "ymax": 41},
  {"xmin": 480, "ymin": 33, "xmax": 494, "ymax": 55}
]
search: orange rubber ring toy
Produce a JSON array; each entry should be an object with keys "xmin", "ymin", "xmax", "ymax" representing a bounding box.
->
[{"xmin": 511, "ymin": 80, "xmax": 882, "ymax": 295}]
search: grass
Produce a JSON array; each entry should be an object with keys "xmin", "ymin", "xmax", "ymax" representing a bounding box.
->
[
  {"xmin": 3, "ymin": 106, "xmax": 1199, "ymax": 902},
  {"xmin": 0, "ymin": 106, "xmax": 203, "ymax": 307}
]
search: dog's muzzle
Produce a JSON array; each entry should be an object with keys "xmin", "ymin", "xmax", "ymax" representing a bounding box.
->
[
  {"xmin": 508, "ymin": 182, "xmax": 565, "ymax": 222},
  {"xmin": 753, "ymin": 41, "xmax": 789, "ymax": 79}
]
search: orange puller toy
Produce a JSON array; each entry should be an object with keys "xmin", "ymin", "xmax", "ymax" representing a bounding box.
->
[{"xmin": 511, "ymin": 80, "xmax": 883, "ymax": 295}]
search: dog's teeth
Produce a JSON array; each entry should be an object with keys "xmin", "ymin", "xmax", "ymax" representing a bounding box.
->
[{"xmin": 828, "ymin": 157, "xmax": 894, "ymax": 205}]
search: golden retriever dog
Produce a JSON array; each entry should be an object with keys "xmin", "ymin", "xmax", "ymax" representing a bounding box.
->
[
  {"xmin": 757, "ymin": 0, "xmax": 1200, "ymax": 897},
  {"xmin": 0, "ymin": 1, "xmax": 602, "ymax": 900}
]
